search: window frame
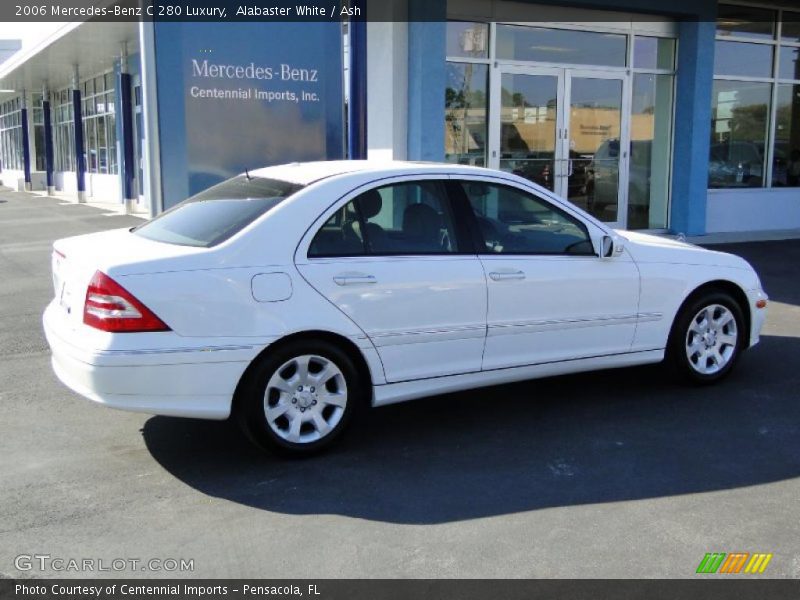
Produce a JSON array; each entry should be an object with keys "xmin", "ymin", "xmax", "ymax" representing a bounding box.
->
[
  {"xmin": 711, "ymin": 2, "xmax": 800, "ymax": 191},
  {"xmin": 52, "ymin": 88, "xmax": 75, "ymax": 172},
  {"xmin": 445, "ymin": 19, "xmax": 677, "ymax": 231},
  {"xmin": 450, "ymin": 178, "xmax": 598, "ymax": 258},
  {"xmin": 0, "ymin": 96, "xmax": 24, "ymax": 171},
  {"xmin": 306, "ymin": 178, "xmax": 476, "ymax": 259},
  {"xmin": 306, "ymin": 200, "xmax": 369, "ymax": 259},
  {"xmin": 79, "ymin": 71, "xmax": 117, "ymax": 175}
]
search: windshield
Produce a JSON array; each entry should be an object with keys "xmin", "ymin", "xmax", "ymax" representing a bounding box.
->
[{"xmin": 132, "ymin": 175, "xmax": 304, "ymax": 247}]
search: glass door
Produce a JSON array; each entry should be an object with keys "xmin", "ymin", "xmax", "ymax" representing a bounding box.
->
[
  {"xmin": 489, "ymin": 66, "xmax": 564, "ymax": 193},
  {"xmin": 564, "ymin": 70, "xmax": 629, "ymax": 227},
  {"xmin": 490, "ymin": 66, "xmax": 630, "ymax": 228}
]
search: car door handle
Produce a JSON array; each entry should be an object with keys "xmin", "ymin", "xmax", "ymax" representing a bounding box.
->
[
  {"xmin": 333, "ymin": 274, "xmax": 377, "ymax": 286},
  {"xmin": 489, "ymin": 270, "xmax": 526, "ymax": 281}
]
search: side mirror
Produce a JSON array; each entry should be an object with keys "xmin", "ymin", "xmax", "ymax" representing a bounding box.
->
[{"xmin": 601, "ymin": 235, "xmax": 624, "ymax": 258}]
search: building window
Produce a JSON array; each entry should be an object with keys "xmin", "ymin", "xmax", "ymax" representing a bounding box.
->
[
  {"xmin": 446, "ymin": 21, "xmax": 489, "ymax": 60},
  {"xmin": 0, "ymin": 97, "xmax": 24, "ymax": 172},
  {"xmin": 445, "ymin": 62, "xmax": 489, "ymax": 167},
  {"xmin": 711, "ymin": 5, "xmax": 800, "ymax": 189},
  {"xmin": 629, "ymin": 35, "xmax": 676, "ymax": 230},
  {"xmin": 710, "ymin": 80, "xmax": 771, "ymax": 188},
  {"xmin": 717, "ymin": 4, "xmax": 775, "ymax": 40},
  {"xmin": 629, "ymin": 73, "xmax": 674, "ymax": 229},
  {"xmin": 774, "ymin": 84, "xmax": 800, "ymax": 187},
  {"xmin": 496, "ymin": 25, "xmax": 627, "ymax": 67},
  {"xmin": 82, "ymin": 72, "xmax": 117, "ymax": 175},
  {"xmin": 445, "ymin": 22, "xmax": 489, "ymax": 167},
  {"xmin": 53, "ymin": 89, "xmax": 75, "ymax": 172},
  {"xmin": 633, "ymin": 36, "xmax": 675, "ymax": 71},
  {"xmin": 444, "ymin": 20, "xmax": 676, "ymax": 230},
  {"xmin": 32, "ymin": 93, "xmax": 45, "ymax": 171}
]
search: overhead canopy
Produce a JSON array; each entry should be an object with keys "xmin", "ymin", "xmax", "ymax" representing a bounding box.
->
[{"xmin": 0, "ymin": 21, "xmax": 139, "ymax": 99}]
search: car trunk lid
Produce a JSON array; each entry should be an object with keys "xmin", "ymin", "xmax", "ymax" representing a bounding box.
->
[{"xmin": 51, "ymin": 228, "xmax": 207, "ymax": 329}]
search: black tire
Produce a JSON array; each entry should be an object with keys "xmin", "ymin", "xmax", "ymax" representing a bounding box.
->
[
  {"xmin": 235, "ymin": 339, "xmax": 364, "ymax": 456},
  {"xmin": 666, "ymin": 291, "xmax": 745, "ymax": 385}
]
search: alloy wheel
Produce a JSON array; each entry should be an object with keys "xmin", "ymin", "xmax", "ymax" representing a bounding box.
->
[
  {"xmin": 263, "ymin": 354, "xmax": 348, "ymax": 444},
  {"xmin": 685, "ymin": 304, "xmax": 739, "ymax": 375}
]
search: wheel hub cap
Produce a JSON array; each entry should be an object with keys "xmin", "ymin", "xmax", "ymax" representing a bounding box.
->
[
  {"xmin": 685, "ymin": 303, "xmax": 738, "ymax": 375},
  {"xmin": 703, "ymin": 331, "xmax": 717, "ymax": 347},
  {"xmin": 263, "ymin": 354, "xmax": 348, "ymax": 444},
  {"xmin": 294, "ymin": 390, "xmax": 316, "ymax": 409}
]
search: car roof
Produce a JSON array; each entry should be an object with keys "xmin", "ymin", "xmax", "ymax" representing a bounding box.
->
[{"xmin": 248, "ymin": 160, "xmax": 502, "ymax": 185}]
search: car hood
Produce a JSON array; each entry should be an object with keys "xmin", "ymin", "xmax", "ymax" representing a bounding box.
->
[{"xmin": 616, "ymin": 230, "xmax": 752, "ymax": 271}]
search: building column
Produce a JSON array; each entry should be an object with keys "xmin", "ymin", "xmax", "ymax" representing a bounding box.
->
[
  {"xmin": 367, "ymin": 15, "xmax": 407, "ymax": 160},
  {"xmin": 118, "ymin": 45, "xmax": 136, "ymax": 212},
  {"xmin": 348, "ymin": 0, "xmax": 367, "ymax": 160},
  {"xmin": 139, "ymin": 20, "xmax": 162, "ymax": 217},
  {"xmin": 670, "ymin": 20, "xmax": 716, "ymax": 236},
  {"xmin": 20, "ymin": 91, "xmax": 31, "ymax": 191},
  {"xmin": 72, "ymin": 67, "xmax": 86, "ymax": 202},
  {"xmin": 42, "ymin": 85, "xmax": 55, "ymax": 194},
  {"xmin": 406, "ymin": 0, "xmax": 446, "ymax": 161}
]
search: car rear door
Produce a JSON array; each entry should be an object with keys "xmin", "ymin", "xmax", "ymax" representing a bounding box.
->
[
  {"xmin": 451, "ymin": 177, "xmax": 640, "ymax": 371},
  {"xmin": 295, "ymin": 176, "xmax": 487, "ymax": 383}
]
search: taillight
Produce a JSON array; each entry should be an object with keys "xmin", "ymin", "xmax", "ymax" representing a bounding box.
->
[{"xmin": 83, "ymin": 271, "xmax": 170, "ymax": 333}]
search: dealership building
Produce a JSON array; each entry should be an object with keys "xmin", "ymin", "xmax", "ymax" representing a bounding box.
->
[{"xmin": 0, "ymin": 0, "xmax": 798, "ymax": 237}]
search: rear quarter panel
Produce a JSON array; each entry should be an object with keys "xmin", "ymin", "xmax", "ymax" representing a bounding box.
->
[{"xmin": 115, "ymin": 263, "xmax": 372, "ymax": 338}]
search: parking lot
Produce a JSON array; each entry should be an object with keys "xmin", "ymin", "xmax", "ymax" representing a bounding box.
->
[{"xmin": 1, "ymin": 188, "xmax": 799, "ymax": 579}]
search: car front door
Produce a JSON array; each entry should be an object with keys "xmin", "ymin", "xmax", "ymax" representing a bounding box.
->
[
  {"xmin": 295, "ymin": 177, "xmax": 487, "ymax": 383},
  {"xmin": 452, "ymin": 178, "xmax": 640, "ymax": 371}
]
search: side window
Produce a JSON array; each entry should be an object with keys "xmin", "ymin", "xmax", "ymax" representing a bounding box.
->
[
  {"xmin": 358, "ymin": 181, "xmax": 460, "ymax": 254},
  {"xmin": 309, "ymin": 180, "xmax": 461, "ymax": 257},
  {"xmin": 308, "ymin": 202, "xmax": 366, "ymax": 258},
  {"xmin": 459, "ymin": 181, "xmax": 595, "ymax": 256}
]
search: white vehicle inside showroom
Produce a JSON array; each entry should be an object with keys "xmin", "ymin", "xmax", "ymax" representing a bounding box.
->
[{"xmin": 43, "ymin": 161, "xmax": 768, "ymax": 455}]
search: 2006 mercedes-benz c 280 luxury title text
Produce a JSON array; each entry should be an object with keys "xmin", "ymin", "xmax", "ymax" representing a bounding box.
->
[{"xmin": 43, "ymin": 161, "xmax": 767, "ymax": 455}]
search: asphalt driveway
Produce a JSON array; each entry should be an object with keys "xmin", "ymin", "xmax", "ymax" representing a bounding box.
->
[{"xmin": 1, "ymin": 188, "xmax": 798, "ymax": 578}]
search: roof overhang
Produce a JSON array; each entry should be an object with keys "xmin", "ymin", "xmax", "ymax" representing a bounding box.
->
[{"xmin": 0, "ymin": 20, "xmax": 139, "ymax": 98}]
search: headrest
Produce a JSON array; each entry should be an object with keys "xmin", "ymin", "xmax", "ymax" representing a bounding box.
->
[{"xmin": 358, "ymin": 189, "xmax": 383, "ymax": 219}]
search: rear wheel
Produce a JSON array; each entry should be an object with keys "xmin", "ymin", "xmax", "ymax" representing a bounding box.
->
[
  {"xmin": 667, "ymin": 291, "xmax": 745, "ymax": 384},
  {"xmin": 236, "ymin": 340, "xmax": 363, "ymax": 456}
]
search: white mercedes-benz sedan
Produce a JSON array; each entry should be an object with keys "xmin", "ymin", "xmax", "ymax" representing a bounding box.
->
[{"xmin": 44, "ymin": 161, "xmax": 768, "ymax": 455}]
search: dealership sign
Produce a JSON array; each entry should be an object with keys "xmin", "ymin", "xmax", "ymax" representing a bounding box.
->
[{"xmin": 153, "ymin": 22, "xmax": 344, "ymax": 208}]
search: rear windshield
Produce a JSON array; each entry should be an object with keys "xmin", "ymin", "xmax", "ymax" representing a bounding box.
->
[{"xmin": 132, "ymin": 176, "xmax": 304, "ymax": 247}]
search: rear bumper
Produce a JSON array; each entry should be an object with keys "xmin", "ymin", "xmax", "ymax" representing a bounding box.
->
[{"xmin": 43, "ymin": 301, "xmax": 263, "ymax": 419}]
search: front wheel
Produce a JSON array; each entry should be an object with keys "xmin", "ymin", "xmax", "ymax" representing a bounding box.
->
[
  {"xmin": 236, "ymin": 340, "xmax": 363, "ymax": 456},
  {"xmin": 667, "ymin": 292, "xmax": 745, "ymax": 384}
]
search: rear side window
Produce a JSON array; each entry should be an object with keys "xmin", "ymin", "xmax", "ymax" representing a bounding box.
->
[
  {"xmin": 133, "ymin": 176, "xmax": 304, "ymax": 247},
  {"xmin": 308, "ymin": 180, "xmax": 461, "ymax": 257},
  {"xmin": 307, "ymin": 202, "xmax": 367, "ymax": 258}
]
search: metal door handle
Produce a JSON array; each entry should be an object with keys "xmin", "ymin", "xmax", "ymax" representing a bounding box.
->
[
  {"xmin": 489, "ymin": 270, "xmax": 525, "ymax": 281},
  {"xmin": 333, "ymin": 274, "xmax": 377, "ymax": 286}
]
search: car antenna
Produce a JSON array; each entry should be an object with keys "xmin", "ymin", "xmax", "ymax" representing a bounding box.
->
[{"xmin": 245, "ymin": 168, "xmax": 252, "ymax": 181}]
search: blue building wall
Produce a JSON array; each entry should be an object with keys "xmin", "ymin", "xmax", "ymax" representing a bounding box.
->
[
  {"xmin": 671, "ymin": 20, "xmax": 717, "ymax": 235},
  {"xmin": 408, "ymin": 0, "xmax": 446, "ymax": 162},
  {"xmin": 407, "ymin": 0, "xmax": 718, "ymax": 234}
]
